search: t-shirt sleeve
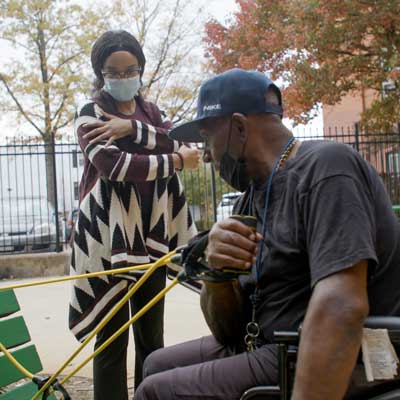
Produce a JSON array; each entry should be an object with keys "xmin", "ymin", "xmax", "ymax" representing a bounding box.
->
[{"xmin": 301, "ymin": 174, "xmax": 378, "ymax": 287}]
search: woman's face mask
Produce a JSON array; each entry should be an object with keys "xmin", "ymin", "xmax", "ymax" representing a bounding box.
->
[{"xmin": 103, "ymin": 76, "xmax": 141, "ymax": 102}]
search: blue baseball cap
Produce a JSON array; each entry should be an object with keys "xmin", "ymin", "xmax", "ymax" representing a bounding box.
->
[{"xmin": 169, "ymin": 68, "xmax": 283, "ymax": 142}]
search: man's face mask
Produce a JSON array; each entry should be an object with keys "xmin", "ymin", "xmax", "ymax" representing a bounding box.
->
[
  {"xmin": 219, "ymin": 118, "xmax": 250, "ymax": 192},
  {"xmin": 103, "ymin": 76, "xmax": 141, "ymax": 102}
]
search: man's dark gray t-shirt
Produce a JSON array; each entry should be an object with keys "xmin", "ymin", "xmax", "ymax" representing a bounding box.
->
[{"xmin": 235, "ymin": 140, "xmax": 400, "ymax": 343}]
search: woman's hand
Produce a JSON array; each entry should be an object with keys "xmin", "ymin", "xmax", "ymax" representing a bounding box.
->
[
  {"xmin": 82, "ymin": 109, "xmax": 133, "ymax": 147},
  {"xmin": 176, "ymin": 145, "xmax": 202, "ymax": 170}
]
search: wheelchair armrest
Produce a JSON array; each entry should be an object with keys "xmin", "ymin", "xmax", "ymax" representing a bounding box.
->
[
  {"xmin": 273, "ymin": 331, "xmax": 299, "ymax": 346},
  {"xmin": 272, "ymin": 317, "xmax": 400, "ymax": 346},
  {"xmin": 364, "ymin": 316, "xmax": 400, "ymax": 331}
]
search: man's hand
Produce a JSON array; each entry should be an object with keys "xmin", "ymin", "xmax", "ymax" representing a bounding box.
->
[
  {"xmin": 292, "ymin": 260, "xmax": 369, "ymax": 400},
  {"xmin": 206, "ymin": 217, "xmax": 263, "ymax": 270},
  {"xmin": 83, "ymin": 109, "xmax": 133, "ymax": 147}
]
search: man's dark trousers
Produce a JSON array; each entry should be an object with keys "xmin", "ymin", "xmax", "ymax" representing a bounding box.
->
[{"xmin": 134, "ymin": 335, "xmax": 279, "ymax": 400}]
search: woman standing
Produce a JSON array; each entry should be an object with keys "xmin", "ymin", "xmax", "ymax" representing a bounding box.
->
[{"xmin": 69, "ymin": 30, "xmax": 200, "ymax": 399}]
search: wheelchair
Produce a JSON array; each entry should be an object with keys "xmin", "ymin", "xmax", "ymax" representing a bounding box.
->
[
  {"xmin": 168, "ymin": 235, "xmax": 400, "ymax": 400},
  {"xmin": 241, "ymin": 316, "xmax": 400, "ymax": 400}
]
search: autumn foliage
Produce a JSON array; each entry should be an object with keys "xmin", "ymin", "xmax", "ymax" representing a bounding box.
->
[{"xmin": 204, "ymin": 0, "xmax": 400, "ymax": 129}]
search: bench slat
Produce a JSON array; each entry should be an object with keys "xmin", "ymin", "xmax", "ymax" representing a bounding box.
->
[
  {"xmin": 0, "ymin": 316, "xmax": 31, "ymax": 349},
  {"xmin": 0, "ymin": 345, "xmax": 42, "ymax": 387},
  {"xmin": 0, "ymin": 290, "xmax": 19, "ymax": 317},
  {"xmin": 0, "ymin": 381, "xmax": 57, "ymax": 400}
]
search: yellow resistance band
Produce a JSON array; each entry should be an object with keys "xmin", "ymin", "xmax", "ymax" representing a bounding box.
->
[
  {"xmin": 31, "ymin": 251, "xmax": 176, "ymax": 400},
  {"xmin": 0, "ymin": 341, "xmax": 34, "ymax": 380},
  {"xmin": 58, "ymin": 277, "xmax": 179, "ymax": 391},
  {"xmin": 0, "ymin": 262, "xmax": 154, "ymax": 291}
]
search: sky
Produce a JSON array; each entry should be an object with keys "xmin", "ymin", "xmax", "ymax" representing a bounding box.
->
[{"xmin": 207, "ymin": 0, "xmax": 238, "ymax": 22}]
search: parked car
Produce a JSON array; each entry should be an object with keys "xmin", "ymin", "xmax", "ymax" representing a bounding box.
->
[
  {"xmin": 216, "ymin": 192, "xmax": 241, "ymax": 221},
  {"xmin": 0, "ymin": 197, "xmax": 61, "ymax": 253},
  {"xmin": 65, "ymin": 207, "xmax": 78, "ymax": 243}
]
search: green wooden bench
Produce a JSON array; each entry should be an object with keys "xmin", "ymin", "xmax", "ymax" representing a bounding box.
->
[{"xmin": 0, "ymin": 289, "xmax": 57, "ymax": 400}]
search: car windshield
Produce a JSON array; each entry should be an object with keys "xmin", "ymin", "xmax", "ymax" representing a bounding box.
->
[
  {"xmin": 220, "ymin": 193, "xmax": 240, "ymax": 207},
  {"xmin": 221, "ymin": 198, "xmax": 237, "ymax": 206},
  {"xmin": 0, "ymin": 198, "xmax": 53, "ymax": 218}
]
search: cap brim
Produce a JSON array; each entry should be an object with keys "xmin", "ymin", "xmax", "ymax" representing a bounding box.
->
[{"xmin": 169, "ymin": 119, "xmax": 204, "ymax": 143}]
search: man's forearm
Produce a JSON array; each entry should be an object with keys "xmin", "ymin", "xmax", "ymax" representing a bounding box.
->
[
  {"xmin": 292, "ymin": 311, "xmax": 364, "ymax": 399},
  {"xmin": 292, "ymin": 296, "xmax": 367, "ymax": 400},
  {"xmin": 292, "ymin": 261, "xmax": 369, "ymax": 399},
  {"xmin": 200, "ymin": 279, "xmax": 246, "ymax": 345}
]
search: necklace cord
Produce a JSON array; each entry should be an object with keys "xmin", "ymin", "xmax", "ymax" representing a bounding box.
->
[{"xmin": 254, "ymin": 137, "xmax": 296, "ymax": 283}]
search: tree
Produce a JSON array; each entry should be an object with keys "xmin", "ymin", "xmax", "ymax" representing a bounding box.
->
[
  {"xmin": 113, "ymin": 0, "xmax": 208, "ymax": 123},
  {"xmin": 0, "ymin": 0, "xmax": 108, "ymax": 207},
  {"xmin": 179, "ymin": 163, "xmax": 234, "ymax": 230},
  {"xmin": 204, "ymin": 0, "xmax": 400, "ymax": 130}
]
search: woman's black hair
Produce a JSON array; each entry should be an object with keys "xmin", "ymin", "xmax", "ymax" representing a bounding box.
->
[
  {"xmin": 91, "ymin": 30, "xmax": 146, "ymax": 91},
  {"xmin": 90, "ymin": 30, "xmax": 146, "ymax": 113}
]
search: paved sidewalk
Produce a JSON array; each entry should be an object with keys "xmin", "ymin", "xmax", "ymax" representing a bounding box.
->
[{"xmin": 0, "ymin": 276, "xmax": 210, "ymax": 387}]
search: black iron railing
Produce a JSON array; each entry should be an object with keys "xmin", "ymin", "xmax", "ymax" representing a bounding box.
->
[{"xmin": 0, "ymin": 126, "xmax": 399, "ymax": 254}]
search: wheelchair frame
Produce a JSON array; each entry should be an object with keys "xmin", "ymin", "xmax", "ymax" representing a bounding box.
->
[{"xmin": 241, "ymin": 317, "xmax": 400, "ymax": 400}]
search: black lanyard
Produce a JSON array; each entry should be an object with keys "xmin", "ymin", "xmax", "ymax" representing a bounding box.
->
[{"xmin": 245, "ymin": 136, "xmax": 296, "ymax": 352}]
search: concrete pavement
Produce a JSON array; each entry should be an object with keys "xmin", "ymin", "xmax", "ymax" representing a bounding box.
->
[{"xmin": 0, "ymin": 276, "xmax": 210, "ymax": 383}]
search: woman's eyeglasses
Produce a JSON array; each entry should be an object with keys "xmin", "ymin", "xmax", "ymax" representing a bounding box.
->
[{"xmin": 102, "ymin": 67, "xmax": 142, "ymax": 79}]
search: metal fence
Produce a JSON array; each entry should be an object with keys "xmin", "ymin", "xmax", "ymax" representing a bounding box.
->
[{"xmin": 1, "ymin": 125, "xmax": 400, "ymax": 254}]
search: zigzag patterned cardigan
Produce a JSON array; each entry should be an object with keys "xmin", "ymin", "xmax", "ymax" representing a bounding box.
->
[{"xmin": 69, "ymin": 97, "xmax": 197, "ymax": 341}]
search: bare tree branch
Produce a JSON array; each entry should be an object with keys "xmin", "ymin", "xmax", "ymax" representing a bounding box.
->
[
  {"xmin": 26, "ymin": 111, "xmax": 46, "ymax": 121},
  {"xmin": 49, "ymin": 51, "xmax": 85, "ymax": 81},
  {"xmin": 0, "ymin": 73, "xmax": 44, "ymax": 136},
  {"xmin": 0, "ymin": 37, "xmax": 35, "ymax": 53},
  {"xmin": 145, "ymin": 0, "xmax": 182, "ymax": 91},
  {"xmin": 55, "ymin": 115, "xmax": 74, "ymax": 131},
  {"xmin": 46, "ymin": 23, "xmax": 81, "ymax": 56},
  {"xmin": 51, "ymin": 93, "xmax": 68, "ymax": 123},
  {"xmin": 170, "ymin": 94, "xmax": 197, "ymax": 123},
  {"xmin": 134, "ymin": 0, "xmax": 162, "ymax": 47}
]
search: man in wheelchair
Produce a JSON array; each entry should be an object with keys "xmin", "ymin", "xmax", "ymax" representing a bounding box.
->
[{"xmin": 134, "ymin": 69, "xmax": 400, "ymax": 400}]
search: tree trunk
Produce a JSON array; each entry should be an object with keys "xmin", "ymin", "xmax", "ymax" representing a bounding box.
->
[
  {"xmin": 44, "ymin": 139, "xmax": 62, "ymax": 251},
  {"xmin": 44, "ymin": 143, "xmax": 56, "ymax": 209}
]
